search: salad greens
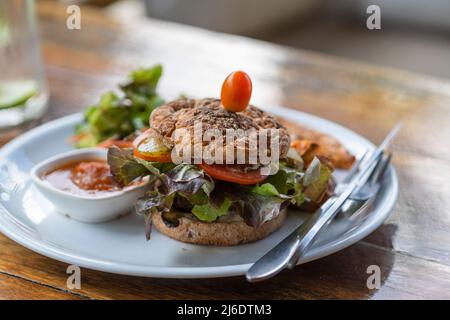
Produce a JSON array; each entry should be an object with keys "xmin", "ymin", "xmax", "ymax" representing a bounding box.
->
[
  {"xmin": 107, "ymin": 147, "xmax": 333, "ymax": 240},
  {"xmin": 75, "ymin": 65, "xmax": 164, "ymax": 148},
  {"xmin": 191, "ymin": 198, "xmax": 232, "ymax": 222},
  {"xmin": 303, "ymin": 158, "xmax": 333, "ymax": 202}
]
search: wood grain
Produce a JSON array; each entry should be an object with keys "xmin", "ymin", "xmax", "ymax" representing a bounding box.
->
[
  {"xmin": 0, "ymin": 272, "xmax": 85, "ymax": 300},
  {"xmin": 0, "ymin": 0, "xmax": 449, "ymax": 299}
]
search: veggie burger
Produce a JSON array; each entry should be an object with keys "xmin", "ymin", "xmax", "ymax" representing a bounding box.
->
[{"xmin": 107, "ymin": 71, "xmax": 333, "ymax": 245}]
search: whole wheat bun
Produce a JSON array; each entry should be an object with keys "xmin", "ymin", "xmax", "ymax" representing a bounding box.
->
[
  {"xmin": 150, "ymin": 98, "xmax": 291, "ymax": 164},
  {"xmin": 152, "ymin": 209, "xmax": 287, "ymax": 246}
]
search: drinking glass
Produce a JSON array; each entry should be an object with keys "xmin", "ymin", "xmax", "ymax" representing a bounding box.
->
[{"xmin": 0, "ymin": 0, "xmax": 49, "ymax": 138}]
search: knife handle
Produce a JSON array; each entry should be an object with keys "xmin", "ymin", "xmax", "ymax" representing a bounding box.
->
[{"xmin": 246, "ymin": 198, "xmax": 335, "ymax": 282}]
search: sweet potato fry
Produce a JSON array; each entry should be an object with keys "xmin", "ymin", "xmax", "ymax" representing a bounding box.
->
[{"xmin": 279, "ymin": 118, "xmax": 355, "ymax": 169}]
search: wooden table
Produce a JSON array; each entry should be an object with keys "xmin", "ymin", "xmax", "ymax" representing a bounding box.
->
[{"xmin": 1, "ymin": 1, "xmax": 450, "ymax": 299}]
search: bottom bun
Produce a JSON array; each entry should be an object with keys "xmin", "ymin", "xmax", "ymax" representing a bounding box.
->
[{"xmin": 152, "ymin": 209, "xmax": 287, "ymax": 246}]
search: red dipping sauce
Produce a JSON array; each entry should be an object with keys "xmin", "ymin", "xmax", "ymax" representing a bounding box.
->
[{"xmin": 43, "ymin": 159, "xmax": 120, "ymax": 197}]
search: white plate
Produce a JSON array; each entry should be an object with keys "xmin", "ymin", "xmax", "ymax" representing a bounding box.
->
[{"xmin": 0, "ymin": 107, "xmax": 398, "ymax": 278}]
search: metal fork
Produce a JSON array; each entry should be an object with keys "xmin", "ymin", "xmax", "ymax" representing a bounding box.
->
[
  {"xmin": 246, "ymin": 124, "xmax": 400, "ymax": 282},
  {"xmin": 283, "ymin": 153, "xmax": 391, "ymax": 269},
  {"xmin": 340, "ymin": 152, "xmax": 392, "ymax": 220}
]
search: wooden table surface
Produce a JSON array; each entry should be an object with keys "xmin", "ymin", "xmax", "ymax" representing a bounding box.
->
[{"xmin": 1, "ymin": 1, "xmax": 450, "ymax": 299}]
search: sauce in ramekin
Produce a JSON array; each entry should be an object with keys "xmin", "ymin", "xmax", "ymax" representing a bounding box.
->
[{"xmin": 43, "ymin": 159, "xmax": 122, "ymax": 197}]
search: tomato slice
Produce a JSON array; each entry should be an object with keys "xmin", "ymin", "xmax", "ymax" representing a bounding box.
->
[
  {"xmin": 132, "ymin": 128, "xmax": 172, "ymax": 163},
  {"xmin": 221, "ymin": 71, "xmax": 252, "ymax": 112},
  {"xmin": 98, "ymin": 139, "xmax": 133, "ymax": 149},
  {"xmin": 198, "ymin": 163, "xmax": 266, "ymax": 185}
]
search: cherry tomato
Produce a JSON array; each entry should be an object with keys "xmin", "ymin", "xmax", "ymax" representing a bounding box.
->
[
  {"xmin": 198, "ymin": 163, "xmax": 266, "ymax": 185},
  {"xmin": 221, "ymin": 71, "xmax": 252, "ymax": 112}
]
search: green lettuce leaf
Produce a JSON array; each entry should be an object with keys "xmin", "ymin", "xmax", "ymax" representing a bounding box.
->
[
  {"xmin": 192, "ymin": 197, "xmax": 232, "ymax": 222},
  {"xmin": 120, "ymin": 65, "xmax": 163, "ymax": 97},
  {"xmin": 303, "ymin": 160, "xmax": 333, "ymax": 203},
  {"xmin": 107, "ymin": 147, "xmax": 151, "ymax": 185},
  {"xmin": 303, "ymin": 157, "xmax": 321, "ymax": 186},
  {"xmin": 251, "ymin": 183, "xmax": 280, "ymax": 197},
  {"xmin": 231, "ymin": 189, "xmax": 287, "ymax": 228},
  {"xmin": 135, "ymin": 191, "xmax": 175, "ymax": 240},
  {"xmin": 107, "ymin": 147, "xmax": 175, "ymax": 185},
  {"xmin": 133, "ymin": 163, "xmax": 216, "ymax": 239},
  {"xmin": 261, "ymin": 163, "xmax": 305, "ymax": 206},
  {"xmin": 163, "ymin": 164, "xmax": 214, "ymax": 197}
]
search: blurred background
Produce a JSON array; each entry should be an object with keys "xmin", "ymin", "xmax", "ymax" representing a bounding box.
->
[{"xmin": 56, "ymin": 0, "xmax": 450, "ymax": 79}]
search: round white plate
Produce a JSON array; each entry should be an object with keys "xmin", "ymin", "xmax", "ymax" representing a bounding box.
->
[{"xmin": 0, "ymin": 107, "xmax": 398, "ymax": 278}]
